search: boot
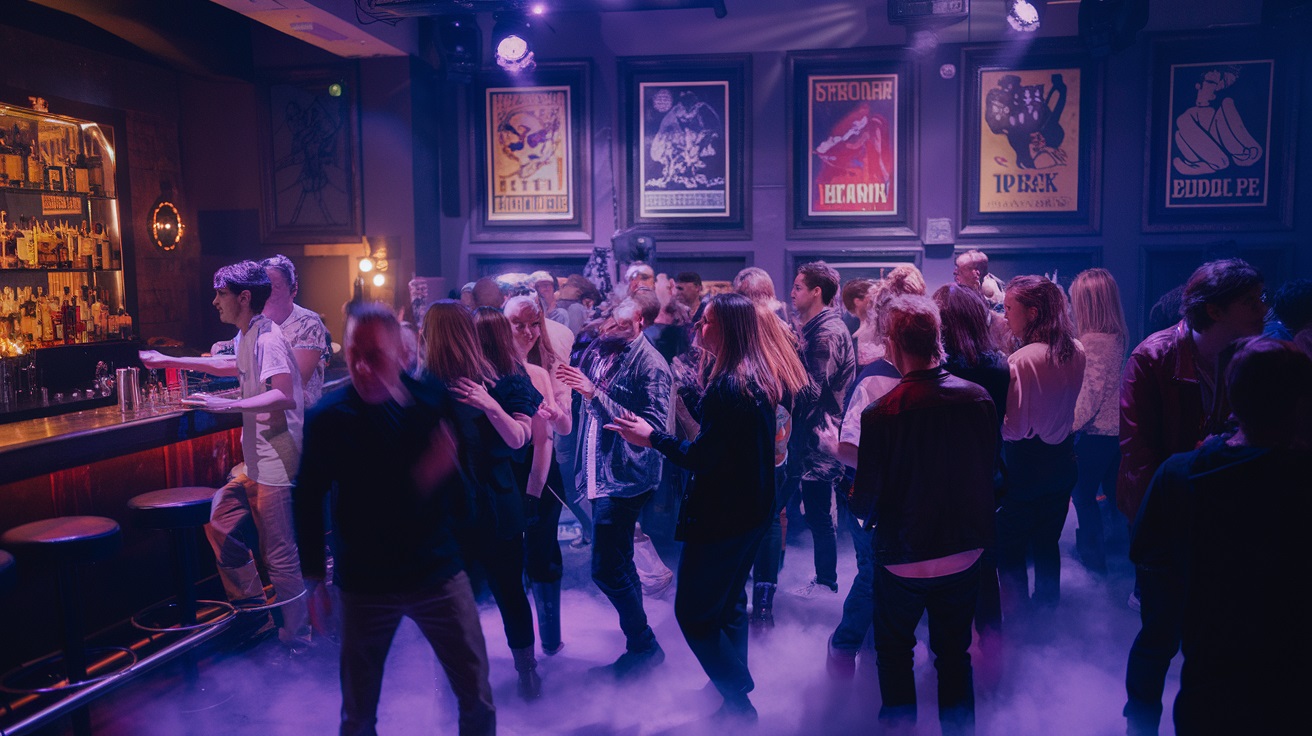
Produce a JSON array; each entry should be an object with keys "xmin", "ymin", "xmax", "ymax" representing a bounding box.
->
[
  {"xmin": 750, "ymin": 583, "xmax": 776, "ymax": 632},
  {"xmin": 511, "ymin": 646, "xmax": 541, "ymax": 701},
  {"xmin": 532, "ymin": 581, "xmax": 564, "ymax": 656}
]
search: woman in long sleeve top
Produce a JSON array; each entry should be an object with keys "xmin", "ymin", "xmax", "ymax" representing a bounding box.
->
[
  {"xmin": 998, "ymin": 276, "xmax": 1087, "ymax": 619},
  {"xmin": 606, "ymin": 293, "xmax": 802, "ymax": 724},
  {"xmin": 1068, "ymin": 269, "xmax": 1128, "ymax": 575}
]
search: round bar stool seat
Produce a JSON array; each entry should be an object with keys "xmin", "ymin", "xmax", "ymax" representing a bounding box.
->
[
  {"xmin": 0, "ymin": 516, "xmax": 120, "ymax": 565},
  {"xmin": 0, "ymin": 516, "xmax": 136, "ymax": 702},
  {"xmin": 128, "ymin": 486, "xmax": 217, "ymax": 528},
  {"xmin": 127, "ymin": 487, "xmax": 235, "ymax": 634},
  {"xmin": 0, "ymin": 549, "xmax": 14, "ymax": 596}
]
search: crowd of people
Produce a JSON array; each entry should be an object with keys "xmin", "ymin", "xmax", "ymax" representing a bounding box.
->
[{"xmin": 139, "ymin": 250, "xmax": 1312, "ymax": 736}]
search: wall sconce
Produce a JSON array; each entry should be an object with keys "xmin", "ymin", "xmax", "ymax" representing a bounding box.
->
[{"xmin": 150, "ymin": 198, "xmax": 184, "ymax": 251}]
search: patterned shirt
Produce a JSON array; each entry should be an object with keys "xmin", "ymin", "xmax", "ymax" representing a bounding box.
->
[{"xmin": 219, "ymin": 303, "xmax": 330, "ymax": 407}]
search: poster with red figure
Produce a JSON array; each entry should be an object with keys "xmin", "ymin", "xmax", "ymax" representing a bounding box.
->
[{"xmin": 807, "ymin": 74, "xmax": 899, "ymax": 217}]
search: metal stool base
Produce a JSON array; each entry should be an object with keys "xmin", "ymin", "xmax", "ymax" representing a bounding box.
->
[
  {"xmin": 131, "ymin": 599, "xmax": 237, "ymax": 634},
  {"xmin": 234, "ymin": 587, "xmax": 306, "ymax": 614},
  {"xmin": 0, "ymin": 646, "xmax": 137, "ymax": 694}
]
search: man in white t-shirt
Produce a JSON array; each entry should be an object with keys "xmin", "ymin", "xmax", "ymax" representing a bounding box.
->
[{"xmin": 140, "ymin": 261, "xmax": 309, "ymax": 652}]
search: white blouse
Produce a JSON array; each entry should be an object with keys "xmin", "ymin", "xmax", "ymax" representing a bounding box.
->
[{"xmin": 1002, "ymin": 340, "xmax": 1087, "ymax": 445}]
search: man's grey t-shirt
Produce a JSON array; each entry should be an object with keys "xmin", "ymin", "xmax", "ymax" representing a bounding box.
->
[{"xmin": 237, "ymin": 314, "xmax": 304, "ymax": 486}]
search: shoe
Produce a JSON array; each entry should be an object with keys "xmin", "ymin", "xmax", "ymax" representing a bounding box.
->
[
  {"xmin": 641, "ymin": 572, "xmax": 673, "ymax": 598},
  {"xmin": 511, "ymin": 646, "xmax": 542, "ymax": 701},
  {"xmin": 569, "ymin": 535, "xmax": 590, "ymax": 549},
  {"xmin": 714, "ymin": 694, "xmax": 759, "ymax": 724},
  {"xmin": 1127, "ymin": 590, "xmax": 1141, "ymax": 613},
  {"xmin": 588, "ymin": 641, "xmax": 665, "ymax": 681},
  {"xmin": 532, "ymin": 581, "xmax": 564, "ymax": 656},
  {"xmin": 790, "ymin": 576, "xmax": 838, "ymax": 598},
  {"xmin": 826, "ymin": 637, "xmax": 857, "ymax": 680},
  {"xmin": 749, "ymin": 583, "xmax": 776, "ymax": 632}
]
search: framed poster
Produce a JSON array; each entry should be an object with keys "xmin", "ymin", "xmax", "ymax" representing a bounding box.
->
[
  {"xmin": 472, "ymin": 61, "xmax": 592, "ymax": 242},
  {"xmin": 617, "ymin": 54, "xmax": 751, "ymax": 240},
  {"xmin": 786, "ymin": 48, "xmax": 917, "ymax": 240},
  {"xmin": 961, "ymin": 43, "xmax": 1103, "ymax": 237},
  {"xmin": 1142, "ymin": 31, "xmax": 1297, "ymax": 232},
  {"xmin": 258, "ymin": 65, "xmax": 363, "ymax": 243}
]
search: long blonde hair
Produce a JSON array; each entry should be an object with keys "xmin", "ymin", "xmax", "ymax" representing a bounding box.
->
[
  {"xmin": 1070, "ymin": 268, "xmax": 1128, "ymax": 338},
  {"xmin": 755, "ymin": 302, "xmax": 809, "ymax": 400},
  {"xmin": 504, "ymin": 294, "xmax": 559, "ymax": 372}
]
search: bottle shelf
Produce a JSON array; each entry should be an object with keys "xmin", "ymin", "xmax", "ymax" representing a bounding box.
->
[
  {"xmin": 0, "ymin": 185, "xmax": 113, "ymax": 199},
  {"xmin": 0, "ymin": 268, "xmax": 123, "ymax": 274}
]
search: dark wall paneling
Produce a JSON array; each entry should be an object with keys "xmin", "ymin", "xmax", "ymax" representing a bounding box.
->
[
  {"xmin": 1140, "ymin": 242, "xmax": 1296, "ymax": 334},
  {"xmin": 955, "ymin": 245, "xmax": 1102, "ymax": 293},
  {"xmin": 653, "ymin": 251, "xmax": 754, "ymax": 282}
]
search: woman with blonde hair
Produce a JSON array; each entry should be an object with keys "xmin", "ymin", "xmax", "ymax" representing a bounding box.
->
[
  {"xmin": 420, "ymin": 302, "xmax": 543, "ymax": 700},
  {"xmin": 502, "ymin": 295, "xmax": 577, "ymax": 657},
  {"xmin": 1068, "ymin": 268, "xmax": 1128, "ymax": 574}
]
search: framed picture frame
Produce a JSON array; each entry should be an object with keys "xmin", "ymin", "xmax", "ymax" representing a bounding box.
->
[
  {"xmin": 616, "ymin": 54, "xmax": 752, "ymax": 240},
  {"xmin": 785, "ymin": 48, "xmax": 917, "ymax": 240},
  {"xmin": 258, "ymin": 65, "xmax": 363, "ymax": 244},
  {"xmin": 471, "ymin": 60, "xmax": 593, "ymax": 243},
  {"xmin": 960, "ymin": 42, "xmax": 1103, "ymax": 237},
  {"xmin": 1142, "ymin": 31, "xmax": 1298, "ymax": 233}
]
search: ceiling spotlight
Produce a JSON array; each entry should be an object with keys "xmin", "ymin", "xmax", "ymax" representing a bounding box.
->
[
  {"xmin": 530, "ymin": 3, "xmax": 546, "ymax": 15},
  {"xmin": 1006, "ymin": 0, "xmax": 1042, "ymax": 32},
  {"xmin": 493, "ymin": 13, "xmax": 535, "ymax": 73},
  {"xmin": 358, "ymin": 257, "xmax": 374, "ymax": 273},
  {"xmin": 372, "ymin": 273, "xmax": 386, "ymax": 288}
]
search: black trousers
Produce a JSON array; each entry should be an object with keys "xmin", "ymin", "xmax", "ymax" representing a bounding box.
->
[
  {"xmin": 523, "ymin": 457, "xmax": 565, "ymax": 584},
  {"xmin": 872, "ymin": 561, "xmax": 981, "ymax": 736},
  {"xmin": 1124, "ymin": 566, "xmax": 1183, "ymax": 735},
  {"xmin": 997, "ymin": 436, "xmax": 1077, "ymax": 615},
  {"xmin": 455, "ymin": 528, "xmax": 535, "ymax": 651},
  {"xmin": 675, "ymin": 525, "xmax": 768, "ymax": 701},
  {"xmin": 339, "ymin": 572, "xmax": 495, "ymax": 736}
]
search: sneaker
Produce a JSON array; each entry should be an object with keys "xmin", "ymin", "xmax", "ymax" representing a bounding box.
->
[
  {"xmin": 827, "ymin": 637, "xmax": 857, "ymax": 680},
  {"xmin": 1127, "ymin": 590, "xmax": 1141, "ymax": 613},
  {"xmin": 713, "ymin": 695, "xmax": 758, "ymax": 724},
  {"xmin": 588, "ymin": 642, "xmax": 665, "ymax": 681},
  {"xmin": 569, "ymin": 535, "xmax": 590, "ymax": 550},
  {"xmin": 641, "ymin": 572, "xmax": 673, "ymax": 598},
  {"xmin": 790, "ymin": 576, "xmax": 839, "ymax": 598}
]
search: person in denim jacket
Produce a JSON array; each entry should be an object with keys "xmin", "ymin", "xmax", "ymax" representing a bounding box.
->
[{"xmin": 555, "ymin": 298, "xmax": 671, "ymax": 679}]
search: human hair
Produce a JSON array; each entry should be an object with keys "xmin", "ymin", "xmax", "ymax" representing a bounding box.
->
[
  {"xmin": 473, "ymin": 307, "xmax": 525, "ymax": 378},
  {"xmin": 884, "ymin": 295, "xmax": 944, "ymax": 364},
  {"xmin": 345, "ymin": 301, "xmax": 401, "ymax": 344},
  {"xmin": 675, "ymin": 271, "xmax": 703, "ymax": 287},
  {"xmin": 841, "ymin": 278, "xmax": 876, "ymax": 315},
  {"xmin": 527, "ymin": 270, "xmax": 556, "ymax": 287},
  {"xmin": 472, "ymin": 277, "xmax": 505, "ymax": 308},
  {"xmin": 213, "ymin": 261, "xmax": 272, "ymax": 313},
  {"xmin": 662, "ymin": 299, "xmax": 692, "ymax": 326},
  {"xmin": 885, "ymin": 264, "xmax": 926, "ymax": 297},
  {"xmin": 419, "ymin": 301, "xmax": 495, "ymax": 384},
  {"xmin": 260, "ymin": 254, "xmax": 298, "ymax": 295},
  {"xmin": 733, "ymin": 267, "xmax": 777, "ymax": 304},
  {"xmin": 624, "ymin": 262, "xmax": 655, "ymax": 282},
  {"xmin": 1148, "ymin": 284, "xmax": 1186, "ymax": 334},
  {"xmin": 1181, "ymin": 258, "xmax": 1263, "ymax": 331},
  {"xmin": 1225, "ymin": 337, "xmax": 1312, "ymax": 446},
  {"xmin": 628, "ymin": 288, "xmax": 661, "ymax": 326},
  {"xmin": 504, "ymin": 294, "xmax": 559, "ymax": 371},
  {"xmin": 932, "ymin": 284, "xmax": 997, "ymax": 367},
  {"xmin": 701, "ymin": 293, "xmax": 787, "ymax": 405},
  {"xmin": 796, "ymin": 261, "xmax": 841, "ymax": 305},
  {"xmin": 1006, "ymin": 275, "xmax": 1080, "ymax": 365},
  {"xmin": 1069, "ymin": 268, "xmax": 1128, "ymax": 338},
  {"xmin": 955, "ymin": 249, "xmax": 991, "ymax": 276},
  {"xmin": 1273, "ymin": 279, "xmax": 1312, "ymax": 333},
  {"xmin": 755, "ymin": 304, "xmax": 809, "ymax": 399}
]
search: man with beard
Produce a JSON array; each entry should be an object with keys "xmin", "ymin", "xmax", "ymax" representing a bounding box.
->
[{"xmin": 555, "ymin": 298, "xmax": 672, "ymax": 679}]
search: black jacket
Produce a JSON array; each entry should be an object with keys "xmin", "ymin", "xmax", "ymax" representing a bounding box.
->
[
  {"xmin": 851, "ymin": 367, "xmax": 997, "ymax": 566},
  {"xmin": 651, "ymin": 376, "xmax": 776, "ymax": 543}
]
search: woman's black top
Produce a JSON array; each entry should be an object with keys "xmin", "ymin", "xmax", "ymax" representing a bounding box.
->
[{"xmin": 649, "ymin": 375, "xmax": 775, "ymax": 543}]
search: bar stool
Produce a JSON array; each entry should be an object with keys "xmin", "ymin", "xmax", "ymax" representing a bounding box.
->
[
  {"xmin": 127, "ymin": 487, "xmax": 236, "ymax": 634},
  {"xmin": 1, "ymin": 516, "xmax": 136, "ymax": 735}
]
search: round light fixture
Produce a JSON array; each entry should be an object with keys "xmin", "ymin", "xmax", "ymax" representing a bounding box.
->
[
  {"xmin": 372, "ymin": 273, "xmax": 386, "ymax": 288},
  {"xmin": 358, "ymin": 257, "xmax": 374, "ymax": 273}
]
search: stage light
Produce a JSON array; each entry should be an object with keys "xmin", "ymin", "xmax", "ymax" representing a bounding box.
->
[
  {"xmin": 493, "ymin": 13, "xmax": 535, "ymax": 73},
  {"xmin": 1006, "ymin": 0, "xmax": 1042, "ymax": 32},
  {"xmin": 372, "ymin": 273, "xmax": 386, "ymax": 288},
  {"xmin": 358, "ymin": 257, "xmax": 374, "ymax": 273},
  {"xmin": 531, "ymin": 3, "xmax": 546, "ymax": 15}
]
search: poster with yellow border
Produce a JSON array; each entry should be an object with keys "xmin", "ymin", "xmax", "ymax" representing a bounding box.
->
[
  {"xmin": 977, "ymin": 67, "xmax": 1080, "ymax": 213},
  {"xmin": 486, "ymin": 85, "xmax": 573, "ymax": 221}
]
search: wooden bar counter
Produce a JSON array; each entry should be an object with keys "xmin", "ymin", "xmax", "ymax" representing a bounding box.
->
[{"xmin": 0, "ymin": 401, "xmax": 244, "ymax": 672}]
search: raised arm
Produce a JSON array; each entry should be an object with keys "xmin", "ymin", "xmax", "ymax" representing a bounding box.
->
[{"xmin": 139, "ymin": 349, "xmax": 238, "ymax": 377}]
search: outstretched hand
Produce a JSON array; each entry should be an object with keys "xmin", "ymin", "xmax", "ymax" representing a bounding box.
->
[
  {"xmin": 554, "ymin": 363, "xmax": 596, "ymax": 399},
  {"xmin": 604, "ymin": 410, "xmax": 655, "ymax": 448}
]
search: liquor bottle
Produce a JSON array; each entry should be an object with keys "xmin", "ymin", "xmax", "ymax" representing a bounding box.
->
[
  {"xmin": 61, "ymin": 287, "xmax": 74, "ymax": 345},
  {"xmin": 26, "ymin": 134, "xmax": 43, "ymax": 189},
  {"xmin": 21, "ymin": 287, "xmax": 37, "ymax": 344},
  {"xmin": 73, "ymin": 153, "xmax": 90, "ymax": 194},
  {"xmin": 47, "ymin": 289, "xmax": 62, "ymax": 345},
  {"xmin": 0, "ymin": 129, "xmax": 22, "ymax": 187},
  {"xmin": 118, "ymin": 307, "xmax": 133, "ymax": 340}
]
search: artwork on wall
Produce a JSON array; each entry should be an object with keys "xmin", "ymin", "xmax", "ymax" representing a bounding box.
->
[
  {"xmin": 786, "ymin": 48, "xmax": 917, "ymax": 240},
  {"xmin": 1142, "ymin": 31, "xmax": 1297, "ymax": 232},
  {"xmin": 258, "ymin": 65, "xmax": 363, "ymax": 243},
  {"xmin": 472, "ymin": 61, "xmax": 592, "ymax": 242},
  {"xmin": 960, "ymin": 43, "xmax": 1103, "ymax": 237},
  {"xmin": 617, "ymin": 54, "xmax": 751, "ymax": 240}
]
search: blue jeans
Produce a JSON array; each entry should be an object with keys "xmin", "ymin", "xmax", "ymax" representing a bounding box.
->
[
  {"xmin": 773, "ymin": 469, "xmax": 838, "ymax": 587},
  {"xmin": 872, "ymin": 561, "xmax": 981, "ymax": 736},
  {"xmin": 1072, "ymin": 432, "xmax": 1119, "ymax": 563},
  {"xmin": 591, "ymin": 492, "xmax": 656, "ymax": 651},
  {"xmin": 831, "ymin": 492, "xmax": 875, "ymax": 652},
  {"xmin": 675, "ymin": 525, "xmax": 767, "ymax": 700},
  {"xmin": 339, "ymin": 572, "xmax": 495, "ymax": 736},
  {"xmin": 751, "ymin": 466, "xmax": 788, "ymax": 585}
]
